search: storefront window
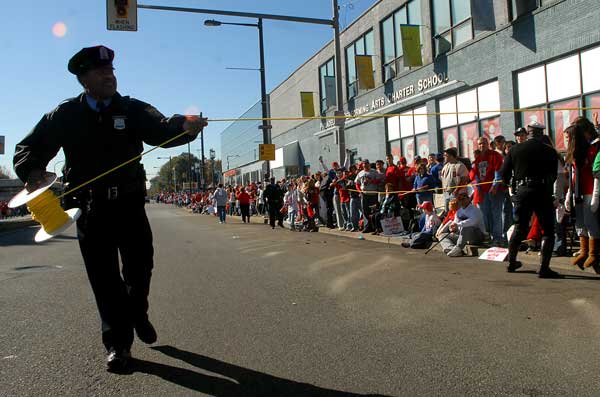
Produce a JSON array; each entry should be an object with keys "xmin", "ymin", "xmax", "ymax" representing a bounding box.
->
[
  {"xmin": 390, "ymin": 140, "xmax": 402, "ymax": 163},
  {"xmin": 517, "ymin": 45, "xmax": 600, "ymax": 151},
  {"xmin": 414, "ymin": 106, "xmax": 428, "ymax": 133},
  {"xmin": 478, "ymin": 81, "xmax": 501, "ymax": 119},
  {"xmin": 460, "ymin": 122, "xmax": 479, "ymax": 160},
  {"xmin": 439, "ymin": 97, "xmax": 457, "ymax": 128},
  {"xmin": 387, "ymin": 115, "xmax": 400, "ymax": 141},
  {"xmin": 581, "ymin": 46, "xmax": 600, "ymax": 94},
  {"xmin": 387, "ymin": 105, "xmax": 429, "ymax": 160},
  {"xmin": 402, "ymin": 137, "xmax": 415, "ymax": 165},
  {"xmin": 438, "ymin": 81, "xmax": 501, "ymax": 158},
  {"xmin": 456, "ymin": 88, "xmax": 477, "ymax": 124},
  {"xmin": 481, "ymin": 117, "xmax": 501, "ymax": 143},
  {"xmin": 442, "ymin": 127, "xmax": 458, "ymax": 150},
  {"xmin": 400, "ymin": 110, "xmax": 414, "ymax": 137},
  {"xmin": 546, "ymin": 55, "xmax": 580, "ymax": 102},
  {"xmin": 517, "ymin": 66, "xmax": 546, "ymax": 108},
  {"xmin": 550, "ymin": 99, "xmax": 580, "ymax": 152},
  {"xmin": 416, "ymin": 134, "xmax": 430, "ymax": 159},
  {"xmin": 585, "ymin": 94, "xmax": 600, "ymax": 122},
  {"xmin": 522, "ymin": 109, "xmax": 546, "ymax": 130}
]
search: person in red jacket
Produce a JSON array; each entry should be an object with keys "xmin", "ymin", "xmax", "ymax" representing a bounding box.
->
[
  {"xmin": 472, "ymin": 137, "xmax": 505, "ymax": 246},
  {"xmin": 385, "ymin": 154, "xmax": 401, "ymax": 191},
  {"xmin": 236, "ymin": 187, "xmax": 251, "ymax": 223}
]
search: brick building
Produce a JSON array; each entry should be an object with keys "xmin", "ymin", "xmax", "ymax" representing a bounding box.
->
[{"xmin": 222, "ymin": 0, "xmax": 600, "ymax": 182}]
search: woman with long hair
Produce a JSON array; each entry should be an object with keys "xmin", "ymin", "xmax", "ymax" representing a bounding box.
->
[{"xmin": 565, "ymin": 118, "xmax": 600, "ymax": 271}]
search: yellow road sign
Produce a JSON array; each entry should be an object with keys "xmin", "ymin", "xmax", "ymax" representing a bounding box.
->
[{"xmin": 259, "ymin": 144, "xmax": 275, "ymax": 161}]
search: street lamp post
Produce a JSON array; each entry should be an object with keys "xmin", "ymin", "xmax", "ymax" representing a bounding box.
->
[
  {"xmin": 209, "ymin": 148, "xmax": 216, "ymax": 186},
  {"xmin": 142, "ymin": 2, "xmax": 345, "ymax": 164},
  {"xmin": 204, "ymin": 18, "xmax": 270, "ymax": 180},
  {"xmin": 157, "ymin": 156, "xmax": 173, "ymax": 191}
]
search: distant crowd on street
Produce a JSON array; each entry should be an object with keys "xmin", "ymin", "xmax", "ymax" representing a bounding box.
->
[{"xmin": 154, "ymin": 114, "xmax": 600, "ymax": 273}]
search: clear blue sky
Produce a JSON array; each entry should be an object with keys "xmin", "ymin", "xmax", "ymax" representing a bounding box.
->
[{"xmin": 0, "ymin": 0, "xmax": 375, "ymax": 179}]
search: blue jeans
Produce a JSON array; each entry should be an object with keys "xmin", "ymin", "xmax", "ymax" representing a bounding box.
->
[
  {"xmin": 480, "ymin": 191, "xmax": 504, "ymax": 243},
  {"xmin": 217, "ymin": 206, "xmax": 226, "ymax": 222},
  {"xmin": 350, "ymin": 197, "xmax": 360, "ymax": 229},
  {"xmin": 341, "ymin": 201, "xmax": 352, "ymax": 229},
  {"xmin": 288, "ymin": 209, "xmax": 297, "ymax": 229}
]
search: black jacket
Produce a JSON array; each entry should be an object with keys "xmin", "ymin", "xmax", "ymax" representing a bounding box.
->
[{"xmin": 14, "ymin": 93, "xmax": 196, "ymax": 190}]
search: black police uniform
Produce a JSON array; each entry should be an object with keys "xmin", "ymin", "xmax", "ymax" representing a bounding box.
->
[
  {"xmin": 13, "ymin": 92, "xmax": 197, "ymax": 352},
  {"xmin": 500, "ymin": 136, "xmax": 559, "ymax": 276},
  {"xmin": 263, "ymin": 182, "xmax": 284, "ymax": 228}
]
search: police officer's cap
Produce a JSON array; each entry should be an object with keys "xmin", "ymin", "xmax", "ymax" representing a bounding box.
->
[
  {"xmin": 68, "ymin": 45, "xmax": 114, "ymax": 76},
  {"xmin": 527, "ymin": 121, "xmax": 545, "ymax": 130},
  {"xmin": 514, "ymin": 127, "xmax": 527, "ymax": 135}
]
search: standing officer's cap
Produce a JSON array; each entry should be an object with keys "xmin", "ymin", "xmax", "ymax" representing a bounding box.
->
[
  {"xmin": 68, "ymin": 45, "xmax": 114, "ymax": 76},
  {"xmin": 514, "ymin": 127, "xmax": 527, "ymax": 135},
  {"xmin": 527, "ymin": 121, "xmax": 546, "ymax": 130}
]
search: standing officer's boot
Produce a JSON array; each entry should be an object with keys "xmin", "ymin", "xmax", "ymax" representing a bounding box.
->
[
  {"xmin": 584, "ymin": 238, "xmax": 600, "ymax": 269},
  {"xmin": 538, "ymin": 237, "xmax": 563, "ymax": 279},
  {"xmin": 506, "ymin": 226, "xmax": 522, "ymax": 273},
  {"xmin": 572, "ymin": 236, "xmax": 589, "ymax": 270}
]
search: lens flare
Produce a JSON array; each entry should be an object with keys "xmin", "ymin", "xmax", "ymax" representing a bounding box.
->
[{"xmin": 52, "ymin": 22, "xmax": 67, "ymax": 38}]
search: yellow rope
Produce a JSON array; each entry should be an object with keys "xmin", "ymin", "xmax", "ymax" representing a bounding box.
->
[
  {"xmin": 27, "ymin": 190, "xmax": 69, "ymax": 233},
  {"xmin": 346, "ymin": 180, "xmax": 496, "ymax": 195},
  {"xmin": 54, "ymin": 104, "xmax": 600, "ymax": 199},
  {"xmin": 203, "ymin": 106, "xmax": 600, "ymax": 123}
]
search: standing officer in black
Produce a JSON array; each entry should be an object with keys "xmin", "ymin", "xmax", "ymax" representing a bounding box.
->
[
  {"xmin": 13, "ymin": 45, "xmax": 208, "ymax": 371},
  {"xmin": 501, "ymin": 122, "xmax": 562, "ymax": 278},
  {"xmin": 263, "ymin": 177, "xmax": 284, "ymax": 229}
]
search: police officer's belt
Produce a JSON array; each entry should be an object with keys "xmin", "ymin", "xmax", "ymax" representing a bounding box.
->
[
  {"xmin": 514, "ymin": 178, "xmax": 548, "ymax": 187},
  {"xmin": 86, "ymin": 183, "xmax": 144, "ymax": 201}
]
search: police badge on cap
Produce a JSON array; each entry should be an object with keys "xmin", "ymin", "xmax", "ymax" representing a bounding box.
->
[{"xmin": 68, "ymin": 45, "xmax": 115, "ymax": 76}]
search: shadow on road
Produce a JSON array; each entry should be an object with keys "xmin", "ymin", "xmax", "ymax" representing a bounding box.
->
[
  {"xmin": 511, "ymin": 269, "xmax": 600, "ymax": 280},
  {"xmin": 129, "ymin": 345, "xmax": 393, "ymax": 397},
  {"xmin": 0, "ymin": 226, "xmax": 79, "ymax": 246}
]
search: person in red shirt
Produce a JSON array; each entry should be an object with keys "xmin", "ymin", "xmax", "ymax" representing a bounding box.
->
[
  {"xmin": 385, "ymin": 154, "xmax": 401, "ymax": 191},
  {"xmin": 236, "ymin": 187, "xmax": 251, "ymax": 223},
  {"xmin": 397, "ymin": 157, "xmax": 416, "ymax": 209},
  {"xmin": 472, "ymin": 137, "xmax": 505, "ymax": 245}
]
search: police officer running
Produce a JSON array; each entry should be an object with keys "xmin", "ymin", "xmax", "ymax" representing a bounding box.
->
[
  {"xmin": 13, "ymin": 45, "xmax": 208, "ymax": 371},
  {"xmin": 500, "ymin": 121, "xmax": 562, "ymax": 278}
]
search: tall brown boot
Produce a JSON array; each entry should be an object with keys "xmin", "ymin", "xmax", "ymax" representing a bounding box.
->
[
  {"xmin": 572, "ymin": 236, "xmax": 589, "ymax": 270},
  {"xmin": 584, "ymin": 238, "xmax": 599, "ymax": 269}
]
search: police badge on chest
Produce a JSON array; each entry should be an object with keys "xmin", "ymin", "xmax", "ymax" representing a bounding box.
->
[{"xmin": 112, "ymin": 115, "xmax": 127, "ymax": 131}]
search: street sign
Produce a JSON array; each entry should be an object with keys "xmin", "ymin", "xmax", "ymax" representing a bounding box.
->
[
  {"xmin": 107, "ymin": 0, "xmax": 138, "ymax": 31},
  {"xmin": 259, "ymin": 144, "xmax": 275, "ymax": 161},
  {"xmin": 0, "ymin": 136, "xmax": 4, "ymax": 155}
]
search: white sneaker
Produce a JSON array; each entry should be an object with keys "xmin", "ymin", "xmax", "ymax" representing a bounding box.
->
[{"xmin": 447, "ymin": 246, "xmax": 464, "ymax": 257}]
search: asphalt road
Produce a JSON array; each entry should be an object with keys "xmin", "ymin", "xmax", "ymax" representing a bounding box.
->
[{"xmin": 2, "ymin": 203, "xmax": 600, "ymax": 396}]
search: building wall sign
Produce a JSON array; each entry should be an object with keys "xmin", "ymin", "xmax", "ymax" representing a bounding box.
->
[{"xmin": 321, "ymin": 73, "xmax": 448, "ymax": 130}]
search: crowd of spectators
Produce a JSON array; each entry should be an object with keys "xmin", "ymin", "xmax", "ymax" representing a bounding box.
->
[{"xmin": 154, "ymin": 115, "xmax": 600, "ymax": 264}]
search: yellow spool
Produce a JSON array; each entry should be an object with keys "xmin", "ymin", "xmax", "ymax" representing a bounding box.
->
[
  {"xmin": 8, "ymin": 172, "xmax": 81, "ymax": 243},
  {"xmin": 27, "ymin": 190, "xmax": 70, "ymax": 234}
]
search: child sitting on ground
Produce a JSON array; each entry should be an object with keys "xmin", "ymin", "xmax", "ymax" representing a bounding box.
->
[{"xmin": 402, "ymin": 201, "xmax": 441, "ymax": 249}]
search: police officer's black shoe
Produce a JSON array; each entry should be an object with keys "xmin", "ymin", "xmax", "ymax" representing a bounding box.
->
[
  {"xmin": 134, "ymin": 318, "xmax": 157, "ymax": 344},
  {"xmin": 507, "ymin": 261, "xmax": 522, "ymax": 273},
  {"xmin": 538, "ymin": 268, "xmax": 564, "ymax": 279},
  {"xmin": 106, "ymin": 348, "xmax": 131, "ymax": 372}
]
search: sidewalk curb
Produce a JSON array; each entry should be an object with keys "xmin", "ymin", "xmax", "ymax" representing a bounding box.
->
[{"xmin": 316, "ymin": 227, "xmax": 598, "ymax": 276}]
